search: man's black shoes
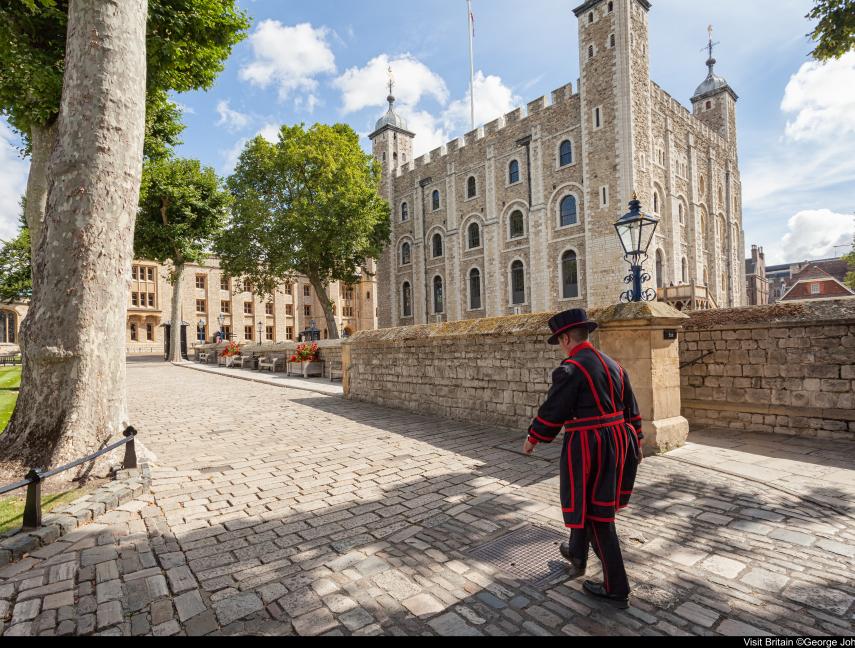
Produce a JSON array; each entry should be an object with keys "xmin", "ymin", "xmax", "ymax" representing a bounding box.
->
[
  {"xmin": 559, "ymin": 543, "xmax": 587, "ymax": 578},
  {"xmin": 582, "ymin": 581, "xmax": 630, "ymax": 609}
]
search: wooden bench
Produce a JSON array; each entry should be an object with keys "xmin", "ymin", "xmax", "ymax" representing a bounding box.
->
[
  {"xmin": 329, "ymin": 361, "xmax": 343, "ymax": 383},
  {"xmin": 197, "ymin": 352, "xmax": 210, "ymax": 364},
  {"xmin": 258, "ymin": 356, "xmax": 284, "ymax": 373}
]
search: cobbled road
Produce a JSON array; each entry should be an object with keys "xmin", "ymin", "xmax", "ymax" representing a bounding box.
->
[{"xmin": 1, "ymin": 362, "xmax": 853, "ymax": 636}]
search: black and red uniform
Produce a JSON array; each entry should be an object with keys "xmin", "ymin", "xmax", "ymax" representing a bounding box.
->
[{"xmin": 527, "ymin": 340, "xmax": 643, "ymax": 598}]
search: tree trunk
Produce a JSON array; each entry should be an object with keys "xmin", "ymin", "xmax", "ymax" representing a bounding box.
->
[
  {"xmin": 0, "ymin": 0, "xmax": 148, "ymax": 476},
  {"xmin": 24, "ymin": 121, "xmax": 58, "ymax": 271},
  {"xmin": 308, "ymin": 274, "xmax": 339, "ymax": 340},
  {"xmin": 168, "ymin": 263, "xmax": 185, "ymax": 363}
]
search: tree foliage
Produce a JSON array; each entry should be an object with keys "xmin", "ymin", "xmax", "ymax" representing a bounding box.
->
[
  {"xmin": 807, "ymin": 0, "xmax": 855, "ymax": 61},
  {"xmin": 0, "ymin": 0, "xmax": 250, "ymax": 134},
  {"xmin": 216, "ymin": 124, "xmax": 390, "ymax": 339},
  {"xmin": 844, "ymin": 236, "xmax": 855, "ymax": 291},
  {"xmin": 0, "ymin": 217, "xmax": 32, "ymax": 303},
  {"xmin": 144, "ymin": 90, "xmax": 186, "ymax": 163},
  {"xmin": 136, "ymin": 158, "xmax": 231, "ymax": 269}
]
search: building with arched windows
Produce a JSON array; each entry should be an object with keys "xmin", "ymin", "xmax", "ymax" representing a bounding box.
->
[
  {"xmin": 371, "ymin": 0, "xmax": 745, "ymax": 327},
  {"xmin": 0, "ymin": 303, "xmax": 28, "ymax": 353}
]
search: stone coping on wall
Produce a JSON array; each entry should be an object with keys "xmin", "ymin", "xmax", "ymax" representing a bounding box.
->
[
  {"xmin": 683, "ymin": 299, "xmax": 855, "ymax": 330},
  {"xmin": 0, "ymin": 464, "xmax": 152, "ymax": 567},
  {"xmin": 683, "ymin": 399, "xmax": 855, "ymax": 424}
]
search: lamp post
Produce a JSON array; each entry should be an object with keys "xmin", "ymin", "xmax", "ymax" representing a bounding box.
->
[
  {"xmin": 614, "ymin": 194, "xmax": 659, "ymax": 303},
  {"xmin": 198, "ymin": 318, "xmax": 206, "ymax": 344},
  {"xmin": 257, "ymin": 320, "xmax": 264, "ymax": 343},
  {"xmin": 217, "ymin": 313, "xmax": 225, "ymax": 338}
]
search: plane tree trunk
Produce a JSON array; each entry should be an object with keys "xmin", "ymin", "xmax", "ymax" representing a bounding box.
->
[
  {"xmin": 0, "ymin": 0, "xmax": 148, "ymax": 478},
  {"xmin": 308, "ymin": 273, "xmax": 339, "ymax": 340}
]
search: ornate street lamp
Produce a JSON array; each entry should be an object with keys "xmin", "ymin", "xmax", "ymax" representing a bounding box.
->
[
  {"xmin": 257, "ymin": 320, "xmax": 264, "ymax": 343},
  {"xmin": 198, "ymin": 318, "xmax": 206, "ymax": 343},
  {"xmin": 614, "ymin": 194, "xmax": 659, "ymax": 303},
  {"xmin": 217, "ymin": 313, "xmax": 225, "ymax": 336}
]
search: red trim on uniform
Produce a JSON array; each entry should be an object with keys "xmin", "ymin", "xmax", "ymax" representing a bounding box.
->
[
  {"xmin": 564, "ymin": 413, "xmax": 625, "ymax": 432},
  {"xmin": 591, "ymin": 348, "xmax": 617, "ymax": 414},
  {"xmin": 587, "ymin": 515, "xmax": 617, "ymax": 523},
  {"xmin": 567, "ymin": 431, "xmax": 576, "ymax": 513},
  {"xmin": 619, "ymin": 365, "xmax": 625, "ymax": 403},
  {"xmin": 527, "ymin": 435, "xmax": 541, "ymax": 446},
  {"xmin": 552, "ymin": 322, "xmax": 595, "ymax": 339},
  {"xmin": 528, "ymin": 428, "xmax": 551, "ymax": 442},
  {"xmin": 536, "ymin": 416, "xmax": 564, "ymax": 429}
]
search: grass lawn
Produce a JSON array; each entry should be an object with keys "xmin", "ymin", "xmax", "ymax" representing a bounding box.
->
[
  {"xmin": 0, "ymin": 365, "xmax": 21, "ymax": 435},
  {"xmin": 0, "ymin": 487, "xmax": 95, "ymax": 534}
]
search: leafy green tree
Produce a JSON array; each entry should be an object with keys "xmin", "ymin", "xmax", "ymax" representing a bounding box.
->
[
  {"xmin": 844, "ymin": 236, "xmax": 855, "ymax": 291},
  {"xmin": 0, "ymin": 217, "xmax": 32, "ymax": 304},
  {"xmin": 144, "ymin": 90, "xmax": 186, "ymax": 164},
  {"xmin": 136, "ymin": 158, "xmax": 231, "ymax": 361},
  {"xmin": 217, "ymin": 124, "xmax": 390, "ymax": 340},
  {"xmin": 807, "ymin": 0, "xmax": 855, "ymax": 61},
  {"xmin": 0, "ymin": 0, "xmax": 249, "ymax": 259}
]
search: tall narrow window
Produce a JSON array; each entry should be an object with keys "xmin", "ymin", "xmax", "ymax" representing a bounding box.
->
[
  {"xmin": 588, "ymin": 45, "xmax": 595, "ymax": 60},
  {"xmin": 432, "ymin": 190, "xmax": 440, "ymax": 211},
  {"xmin": 146, "ymin": 323, "xmax": 154, "ymax": 342},
  {"xmin": 682, "ymin": 258, "xmax": 689, "ymax": 284},
  {"xmin": 130, "ymin": 323, "xmax": 138, "ymax": 342},
  {"xmin": 594, "ymin": 107, "xmax": 602, "ymax": 128},
  {"xmin": 402, "ymin": 282, "xmax": 412, "ymax": 317},
  {"xmin": 653, "ymin": 191, "xmax": 660, "ymax": 214},
  {"xmin": 655, "ymin": 250, "xmax": 664, "ymax": 289},
  {"xmin": 608, "ymin": 1, "xmax": 613, "ymax": 12},
  {"xmin": 511, "ymin": 261, "xmax": 526, "ymax": 305},
  {"xmin": 401, "ymin": 242, "xmax": 411, "ymax": 265},
  {"xmin": 610, "ymin": 33, "xmax": 616, "ymax": 48},
  {"xmin": 679, "ymin": 203, "xmax": 685, "ymax": 226},
  {"xmin": 402, "ymin": 202, "xmax": 409, "ymax": 221},
  {"xmin": 559, "ymin": 196, "xmax": 578, "ymax": 227},
  {"xmin": 467, "ymin": 176, "xmax": 477, "ymax": 199},
  {"xmin": 559, "ymin": 140, "xmax": 573, "ymax": 167},
  {"xmin": 509, "ymin": 160, "xmax": 520, "ymax": 184},
  {"xmin": 469, "ymin": 269, "xmax": 482, "ymax": 310},
  {"xmin": 433, "ymin": 277, "xmax": 444, "ymax": 314},
  {"xmin": 562, "ymin": 251, "xmax": 579, "ymax": 299},
  {"xmin": 468, "ymin": 222, "xmax": 481, "ymax": 249},
  {"xmin": 433, "ymin": 233, "xmax": 444, "ymax": 258},
  {"xmin": 509, "ymin": 210, "xmax": 525, "ymax": 239}
]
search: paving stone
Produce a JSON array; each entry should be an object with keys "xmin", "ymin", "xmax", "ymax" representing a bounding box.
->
[
  {"xmin": 56, "ymin": 619, "xmax": 76, "ymax": 636},
  {"xmin": 80, "ymin": 546, "xmax": 118, "ymax": 568},
  {"xmin": 292, "ymin": 607, "xmax": 338, "ymax": 636},
  {"xmin": 700, "ymin": 556, "xmax": 747, "ymax": 579},
  {"xmin": 185, "ymin": 609, "xmax": 219, "ymax": 636},
  {"xmin": 77, "ymin": 613, "xmax": 96, "ymax": 635},
  {"xmin": 741, "ymin": 569, "xmax": 790, "ymax": 593},
  {"xmin": 174, "ymin": 590, "xmax": 207, "ymax": 622},
  {"xmin": 339, "ymin": 606, "xmax": 375, "ymax": 631},
  {"xmin": 4, "ymin": 622, "xmax": 34, "ymax": 636},
  {"xmin": 402, "ymin": 593, "xmax": 445, "ymax": 618},
  {"xmin": 675, "ymin": 602, "xmax": 720, "ymax": 628},
  {"xmin": 96, "ymin": 561, "xmax": 120, "ymax": 583},
  {"xmin": 427, "ymin": 611, "xmax": 483, "ymax": 636},
  {"xmin": 96, "ymin": 601, "xmax": 123, "ymax": 629},
  {"xmin": 153, "ymin": 619, "xmax": 181, "ymax": 636},
  {"xmin": 11, "ymin": 598, "xmax": 41, "ymax": 624},
  {"xmin": 43, "ymin": 590, "xmax": 75, "ymax": 610},
  {"xmin": 768, "ymin": 529, "xmax": 815, "ymax": 547},
  {"xmin": 717, "ymin": 619, "xmax": 772, "ymax": 636},
  {"xmin": 213, "ymin": 592, "xmax": 264, "ymax": 627},
  {"xmin": 96, "ymin": 579, "xmax": 123, "ymax": 604},
  {"xmin": 131, "ymin": 613, "xmax": 151, "ymax": 636},
  {"xmin": 166, "ymin": 566, "xmax": 197, "ymax": 594},
  {"xmin": 323, "ymin": 593, "xmax": 357, "ymax": 614},
  {"xmin": 150, "ymin": 599, "xmax": 174, "ymax": 626},
  {"xmin": 783, "ymin": 583, "xmax": 855, "ymax": 616}
]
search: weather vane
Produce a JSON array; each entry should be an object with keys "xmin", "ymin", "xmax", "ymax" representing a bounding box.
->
[
  {"xmin": 703, "ymin": 24, "xmax": 720, "ymax": 62},
  {"xmin": 387, "ymin": 65, "xmax": 395, "ymax": 98}
]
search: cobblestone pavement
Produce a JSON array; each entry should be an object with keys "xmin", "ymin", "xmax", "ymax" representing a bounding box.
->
[{"xmin": 1, "ymin": 362, "xmax": 853, "ymax": 636}]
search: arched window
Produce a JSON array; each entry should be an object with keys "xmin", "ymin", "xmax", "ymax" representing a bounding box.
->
[
  {"xmin": 653, "ymin": 191, "xmax": 660, "ymax": 214},
  {"xmin": 468, "ymin": 222, "xmax": 481, "ymax": 249},
  {"xmin": 432, "ymin": 233, "xmax": 444, "ymax": 258},
  {"xmin": 588, "ymin": 45, "xmax": 594, "ymax": 60},
  {"xmin": 401, "ymin": 202, "xmax": 409, "ymax": 221},
  {"xmin": 146, "ymin": 323, "xmax": 154, "ymax": 341},
  {"xmin": 608, "ymin": 1, "xmax": 613, "ymax": 12},
  {"xmin": 562, "ymin": 251, "xmax": 579, "ymax": 299},
  {"xmin": 402, "ymin": 282, "xmax": 412, "ymax": 318},
  {"xmin": 433, "ymin": 276, "xmax": 444, "ymax": 314},
  {"xmin": 509, "ymin": 210, "xmax": 525, "ymax": 239},
  {"xmin": 682, "ymin": 258, "xmax": 688, "ymax": 284},
  {"xmin": 432, "ymin": 190, "xmax": 440, "ymax": 211},
  {"xmin": 467, "ymin": 176, "xmax": 477, "ymax": 199},
  {"xmin": 610, "ymin": 34, "xmax": 616, "ymax": 48},
  {"xmin": 678, "ymin": 203, "xmax": 685, "ymax": 226},
  {"xmin": 511, "ymin": 261, "xmax": 526, "ymax": 305},
  {"xmin": 655, "ymin": 250, "xmax": 664, "ymax": 289},
  {"xmin": 509, "ymin": 160, "xmax": 520, "ymax": 184},
  {"xmin": 469, "ymin": 269, "xmax": 482, "ymax": 310},
  {"xmin": 559, "ymin": 140, "xmax": 573, "ymax": 167},
  {"xmin": 559, "ymin": 196, "xmax": 578, "ymax": 227},
  {"xmin": 401, "ymin": 242, "xmax": 411, "ymax": 266}
]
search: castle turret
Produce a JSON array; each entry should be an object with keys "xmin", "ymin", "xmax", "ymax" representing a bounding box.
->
[{"xmin": 691, "ymin": 27, "xmax": 738, "ymax": 144}]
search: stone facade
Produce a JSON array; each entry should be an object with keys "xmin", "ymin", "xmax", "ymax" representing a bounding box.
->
[
  {"xmin": 0, "ymin": 302, "xmax": 27, "ymax": 354},
  {"xmin": 126, "ymin": 259, "xmax": 377, "ymax": 354},
  {"xmin": 372, "ymin": 0, "xmax": 745, "ymax": 330},
  {"xmin": 745, "ymin": 245, "xmax": 769, "ymax": 306},
  {"xmin": 680, "ymin": 300, "xmax": 855, "ymax": 441}
]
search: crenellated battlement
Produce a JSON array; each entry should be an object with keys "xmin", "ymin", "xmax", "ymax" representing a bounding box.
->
[{"xmin": 650, "ymin": 81, "xmax": 728, "ymax": 149}]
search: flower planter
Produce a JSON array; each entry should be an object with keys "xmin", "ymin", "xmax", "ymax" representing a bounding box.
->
[{"xmin": 300, "ymin": 360, "xmax": 324, "ymax": 378}]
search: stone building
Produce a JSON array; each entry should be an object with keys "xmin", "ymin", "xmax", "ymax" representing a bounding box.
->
[
  {"xmin": 766, "ymin": 257, "xmax": 853, "ymax": 304},
  {"xmin": 745, "ymin": 245, "xmax": 769, "ymax": 306},
  {"xmin": 0, "ymin": 302, "xmax": 28, "ymax": 354},
  {"xmin": 126, "ymin": 259, "xmax": 377, "ymax": 354},
  {"xmin": 779, "ymin": 264, "xmax": 855, "ymax": 303},
  {"xmin": 371, "ymin": 0, "xmax": 745, "ymax": 328}
]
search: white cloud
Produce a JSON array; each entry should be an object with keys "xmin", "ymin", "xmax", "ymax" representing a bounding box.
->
[
  {"xmin": 781, "ymin": 51, "xmax": 855, "ymax": 142},
  {"xmin": 216, "ymin": 100, "xmax": 250, "ymax": 132},
  {"xmin": 764, "ymin": 209, "xmax": 854, "ymax": 265},
  {"xmin": 333, "ymin": 54, "xmax": 449, "ymax": 114},
  {"xmin": 219, "ymin": 137, "xmax": 248, "ymax": 176},
  {"xmin": 443, "ymin": 71, "xmax": 519, "ymax": 133},
  {"xmin": 257, "ymin": 123, "xmax": 280, "ymax": 143},
  {"xmin": 239, "ymin": 21, "xmax": 336, "ymax": 108},
  {"xmin": 0, "ymin": 121, "xmax": 28, "ymax": 240}
]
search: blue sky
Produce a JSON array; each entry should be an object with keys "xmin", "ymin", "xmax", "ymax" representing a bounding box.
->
[{"xmin": 1, "ymin": 0, "xmax": 854, "ymax": 264}]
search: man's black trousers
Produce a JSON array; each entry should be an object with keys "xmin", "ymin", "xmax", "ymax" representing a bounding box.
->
[{"xmin": 568, "ymin": 520, "xmax": 630, "ymax": 598}]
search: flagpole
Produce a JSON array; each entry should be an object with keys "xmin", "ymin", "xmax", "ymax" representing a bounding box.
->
[{"xmin": 467, "ymin": 0, "xmax": 476, "ymax": 130}]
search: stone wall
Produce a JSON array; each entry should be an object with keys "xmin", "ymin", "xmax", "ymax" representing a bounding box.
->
[
  {"xmin": 344, "ymin": 314, "xmax": 567, "ymax": 432},
  {"xmin": 680, "ymin": 300, "xmax": 855, "ymax": 441}
]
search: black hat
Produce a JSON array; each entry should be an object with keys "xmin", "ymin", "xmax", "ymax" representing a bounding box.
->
[{"xmin": 547, "ymin": 309, "xmax": 599, "ymax": 345}]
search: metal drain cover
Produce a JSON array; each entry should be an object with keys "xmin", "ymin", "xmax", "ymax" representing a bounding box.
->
[{"xmin": 467, "ymin": 525, "xmax": 570, "ymax": 586}]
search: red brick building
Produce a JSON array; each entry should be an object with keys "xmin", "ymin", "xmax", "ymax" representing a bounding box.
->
[{"xmin": 779, "ymin": 264, "xmax": 855, "ymax": 302}]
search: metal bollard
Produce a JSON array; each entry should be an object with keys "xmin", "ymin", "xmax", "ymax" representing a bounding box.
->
[
  {"xmin": 123, "ymin": 427, "xmax": 138, "ymax": 470},
  {"xmin": 22, "ymin": 469, "xmax": 43, "ymax": 530}
]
